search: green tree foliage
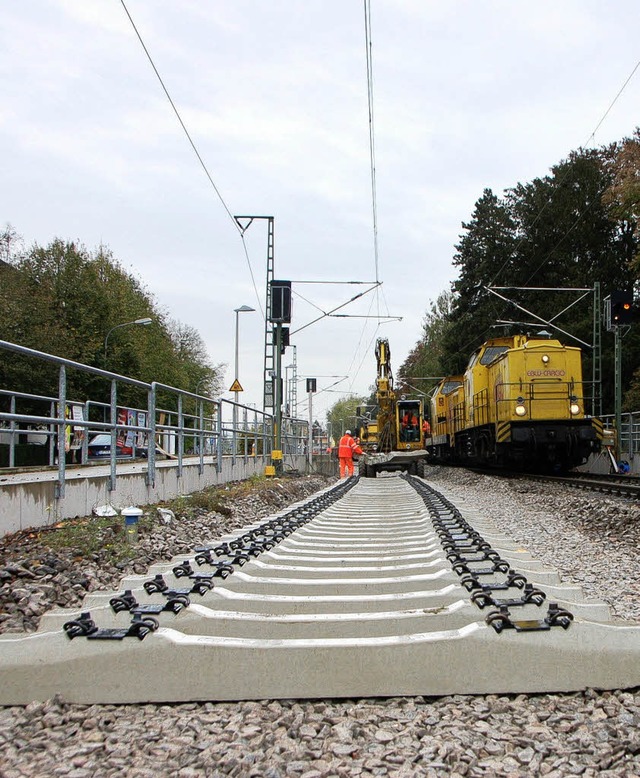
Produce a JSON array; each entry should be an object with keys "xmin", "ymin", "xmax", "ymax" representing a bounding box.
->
[
  {"xmin": 602, "ymin": 129, "xmax": 640, "ymax": 272},
  {"xmin": 443, "ymin": 188, "xmax": 518, "ymax": 373},
  {"xmin": 0, "ymin": 236, "xmax": 223, "ymax": 409},
  {"xmin": 326, "ymin": 395, "xmax": 367, "ymax": 444},
  {"xmin": 397, "ymin": 290, "xmax": 455, "ymax": 396},
  {"xmin": 405, "ymin": 138, "xmax": 640, "ymax": 414},
  {"xmin": 602, "ymin": 130, "xmax": 640, "ymax": 411},
  {"xmin": 0, "ymin": 223, "xmax": 22, "ymax": 264}
]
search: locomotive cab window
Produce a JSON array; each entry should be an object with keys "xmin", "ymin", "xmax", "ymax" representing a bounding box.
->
[
  {"xmin": 480, "ymin": 346, "xmax": 509, "ymax": 365},
  {"xmin": 442, "ymin": 380, "xmax": 462, "ymax": 394}
]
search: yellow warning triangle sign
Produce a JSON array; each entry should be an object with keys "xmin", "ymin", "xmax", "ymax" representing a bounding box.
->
[{"xmin": 229, "ymin": 379, "xmax": 244, "ymax": 392}]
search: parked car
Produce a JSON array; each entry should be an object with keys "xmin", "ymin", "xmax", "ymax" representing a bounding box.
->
[{"xmin": 87, "ymin": 434, "xmax": 135, "ymax": 459}]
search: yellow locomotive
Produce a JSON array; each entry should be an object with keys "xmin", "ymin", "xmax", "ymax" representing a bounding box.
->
[{"xmin": 426, "ymin": 333, "xmax": 603, "ymax": 471}]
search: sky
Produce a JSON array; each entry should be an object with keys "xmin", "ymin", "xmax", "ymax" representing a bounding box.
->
[{"xmin": 2, "ymin": 1, "xmax": 640, "ymax": 423}]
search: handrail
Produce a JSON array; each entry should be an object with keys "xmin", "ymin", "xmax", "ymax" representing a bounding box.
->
[{"xmin": 0, "ymin": 339, "xmax": 309, "ymax": 495}]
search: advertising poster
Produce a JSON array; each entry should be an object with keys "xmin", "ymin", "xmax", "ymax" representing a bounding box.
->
[
  {"xmin": 116, "ymin": 409, "xmax": 127, "ymax": 446},
  {"xmin": 137, "ymin": 411, "xmax": 147, "ymax": 449},
  {"xmin": 126, "ymin": 410, "xmax": 136, "ymax": 448},
  {"xmin": 70, "ymin": 404, "xmax": 84, "ymax": 450}
]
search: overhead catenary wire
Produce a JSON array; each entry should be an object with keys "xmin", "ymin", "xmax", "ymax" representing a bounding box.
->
[
  {"xmin": 585, "ymin": 59, "xmax": 640, "ymax": 148},
  {"xmin": 364, "ymin": 0, "xmax": 379, "ymax": 290},
  {"xmin": 315, "ymin": 0, "xmax": 394, "ymax": 414},
  {"xmin": 488, "ymin": 55, "xmax": 640, "ymax": 288},
  {"xmin": 119, "ymin": 0, "xmax": 263, "ymax": 317}
]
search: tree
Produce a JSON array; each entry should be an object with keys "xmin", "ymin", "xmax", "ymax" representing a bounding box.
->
[
  {"xmin": 0, "ymin": 236, "xmax": 222, "ymax": 410},
  {"xmin": 0, "ymin": 223, "xmax": 21, "ymax": 264},
  {"xmin": 435, "ymin": 145, "xmax": 640, "ymax": 412},
  {"xmin": 326, "ymin": 395, "xmax": 367, "ymax": 443},
  {"xmin": 602, "ymin": 128, "xmax": 640, "ymax": 274},
  {"xmin": 441, "ymin": 188, "xmax": 518, "ymax": 373},
  {"xmin": 602, "ymin": 130, "xmax": 640, "ymax": 411},
  {"xmin": 397, "ymin": 290, "xmax": 455, "ymax": 394}
]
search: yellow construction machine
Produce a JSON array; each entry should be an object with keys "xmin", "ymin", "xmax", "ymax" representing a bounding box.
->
[{"xmin": 359, "ymin": 338, "xmax": 428, "ymax": 477}]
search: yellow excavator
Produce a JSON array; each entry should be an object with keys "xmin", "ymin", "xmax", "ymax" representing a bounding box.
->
[{"xmin": 359, "ymin": 338, "xmax": 428, "ymax": 477}]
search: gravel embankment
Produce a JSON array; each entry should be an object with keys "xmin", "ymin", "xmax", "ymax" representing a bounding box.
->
[
  {"xmin": 2, "ymin": 468, "xmax": 640, "ymax": 778},
  {"xmin": 0, "ymin": 475, "xmax": 333, "ymax": 635}
]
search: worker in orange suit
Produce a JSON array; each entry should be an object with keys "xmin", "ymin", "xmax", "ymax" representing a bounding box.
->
[
  {"xmin": 338, "ymin": 429, "xmax": 363, "ymax": 478},
  {"xmin": 422, "ymin": 419, "xmax": 431, "ymax": 436},
  {"xmin": 401, "ymin": 412, "xmax": 410, "ymax": 441}
]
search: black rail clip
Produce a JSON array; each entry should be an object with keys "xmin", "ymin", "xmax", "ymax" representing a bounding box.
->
[
  {"xmin": 486, "ymin": 603, "xmax": 574, "ymax": 633},
  {"xmin": 110, "ymin": 590, "xmax": 139, "ymax": 613},
  {"xmin": 133, "ymin": 594, "xmax": 190, "ymax": 615},
  {"xmin": 461, "ymin": 570, "xmax": 527, "ymax": 593},
  {"xmin": 63, "ymin": 611, "xmax": 160, "ymax": 641},
  {"xmin": 173, "ymin": 560, "xmax": 194, "ymax": 578},
  {"xmin": 87, "ymin": 613, "xmax": 160, "ymax": 641},
  {"xmin": 472, "ymin": 582, "xmax": 546, "ymax": 610},
  {"xmin": 143, "ymin": 574, "xmax": 169, "ymax": 595},
  {"xmin": 63, "ymin": 611, "xmax": 98, "ymax": 639},
  {"xmin": 188, "ymin": 572, "xmax": 215, "ymax": 595}
]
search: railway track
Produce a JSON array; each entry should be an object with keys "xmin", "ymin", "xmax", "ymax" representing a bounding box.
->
[
  {"xmin": 475, "ymin": 468, "xmax": 640, "ymax": 499},
  {"xmin": 549, "ymin": 471, "xmax": 640, "ymax": 498},
  {"xmin": 2, "ymin": 473, "xmax": 640, "ymax": 704}
]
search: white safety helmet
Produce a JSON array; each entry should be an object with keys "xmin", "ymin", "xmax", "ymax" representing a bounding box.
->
[{"xmin": 345, "ymin": 429, "xmax": 351, "ymax": 435}]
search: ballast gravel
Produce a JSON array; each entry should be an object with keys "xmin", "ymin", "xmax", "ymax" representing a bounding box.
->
[{"xmin": 2, "ymin": 466, "xmax": 640, "ymax": 777}]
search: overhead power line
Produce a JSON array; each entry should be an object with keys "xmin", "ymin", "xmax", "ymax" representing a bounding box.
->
[
  {"xmin": 584, "ymin": 59, "xmax": 640, "ymax": 148},
  {"xmin": 364, "ymin": 0, "xmax": 381, "ymax": 301},
  {"xmin": 489, "ymin": 55, "xmax": 640, "ymax": 288},
  {"xmin": 120, "ymin": 0, "xmax": 238, "ymax": 230},
  {"xmin": 119, "ymin": 0, "xmax": 263, "ymax": 313}
]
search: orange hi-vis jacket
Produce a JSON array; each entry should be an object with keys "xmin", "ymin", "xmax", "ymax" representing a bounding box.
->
[{"xmin": 338, "ymin": 434, "xmax": 363, "ymax": 459}]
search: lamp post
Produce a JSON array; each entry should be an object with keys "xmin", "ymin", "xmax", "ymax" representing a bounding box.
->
[
  {"xmin": 102, "ymin": 317, "xmax": 152, "ymax": 428},
  {"xmin": 232, "ymin": 305, "xmax": 255, "ymax": 454},
  {"xmin": 104, "ymin": 318, "xmax": 152, "ymax": 361},
  {"xmin": 234, "ymin": 306, "xmax": 255, "ymax": 395}
]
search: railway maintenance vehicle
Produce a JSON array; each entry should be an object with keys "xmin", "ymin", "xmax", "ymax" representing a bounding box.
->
[{"xmin": 358, "ymin": 338, "xmax": 429, "ymax": 477}]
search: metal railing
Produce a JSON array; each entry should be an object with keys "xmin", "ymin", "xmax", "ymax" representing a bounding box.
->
[
  {"xmin": 0, "ymin": 339, "xmax": 309, "ymax": 495},
  {"xmin": 600, "ymin": 412, "xmax": 640, "ymax": 459}
]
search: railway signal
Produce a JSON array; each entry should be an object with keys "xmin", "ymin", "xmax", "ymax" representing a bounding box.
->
[
  {"xmin": 605, "ymin": 290, "xmax": 635, "ymax": 459},
  {"xmin": 604, "ymin": 289, "xmax": 635, "ymax": 331},
  {"xmin": 610, "ymin": 289, "xmax": 634, "ymax": 325}
]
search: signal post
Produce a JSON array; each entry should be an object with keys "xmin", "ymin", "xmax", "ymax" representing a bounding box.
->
[{"xmin": 605, "ymin": 290, "xmax": 634, "ymax": 461}]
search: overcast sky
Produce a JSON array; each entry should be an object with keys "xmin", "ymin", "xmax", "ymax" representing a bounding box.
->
[{"xmin": 2, "ymin": 1, "xmax": 639, "ymax": 422}]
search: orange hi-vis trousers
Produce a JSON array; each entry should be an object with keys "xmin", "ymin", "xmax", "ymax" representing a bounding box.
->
[{"xmin": 339, "ymin": 457, "xmax": 355, "ymax": 478}]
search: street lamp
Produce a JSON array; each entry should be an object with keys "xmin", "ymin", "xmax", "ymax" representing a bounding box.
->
[
  {"xmin": 232, "ymin": 305, "xmax": 255, "ymax": 451},
  {"xmin": 233, "ymin": 305, "xmax": 256, "ymax": 395},
  {"xmin": 104, "ymin": 318, "xmax": 153, "ymax": 360}
]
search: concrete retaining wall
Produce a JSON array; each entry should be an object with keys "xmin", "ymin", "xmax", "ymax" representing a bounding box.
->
[
  {"xmin": 577, "ymin": 447, "xmax": 638, "ymax": 475},
  {"xmin": 0, "ymin": 455, "xmax": 314, "ymax": 537}
]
